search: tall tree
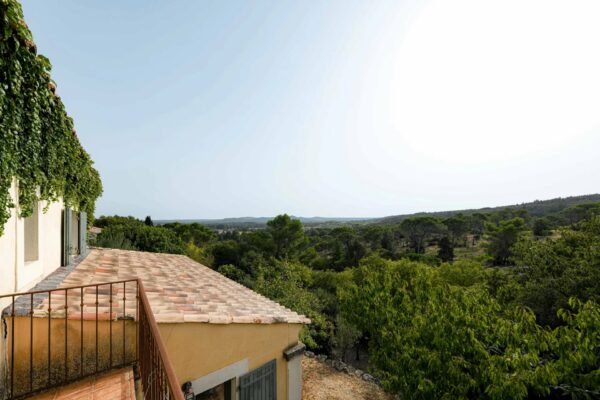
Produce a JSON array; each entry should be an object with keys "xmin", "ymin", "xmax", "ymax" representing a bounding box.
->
[
  {"xmin": 144, "ymin": 216, "xmax": 154, "ymax": 226},
  {"xmin": 266, "ymin": 214, "xmax": 304, "ymax": 259},
  {"xmin": 484, "ymin": 217, "xmax": 526, "ymax": 265},
  {"xmin": 399, "ymin": 217, "xmax": 443, "ymax": 254},
  {"xmin": 443, "ymin": 213, "xmax": 469, "ymax": 246}
]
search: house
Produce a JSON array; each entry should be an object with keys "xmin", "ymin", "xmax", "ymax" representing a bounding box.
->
[{"xmin": 0, "ymin": 1, "xmax": 309, "ymax": 399}]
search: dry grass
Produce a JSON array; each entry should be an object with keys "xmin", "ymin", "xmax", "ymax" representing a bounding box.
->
[{"xmin": 302, "ymin": 357, "xmax": 393, "ymax": 400}]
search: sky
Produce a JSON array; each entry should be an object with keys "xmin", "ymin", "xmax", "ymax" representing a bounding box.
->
[{"xmin": 20, "ymin": 0, "xmax": 600, "ymax": 219}]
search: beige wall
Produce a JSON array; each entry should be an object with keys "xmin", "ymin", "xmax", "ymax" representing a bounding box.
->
[
  {"xmin": 0, "ymin": 179, "xmax": 64, "ymax": 300},
  {"xmin": 159, "ymin": 322, "xmax": 303, "ymax": 400}
]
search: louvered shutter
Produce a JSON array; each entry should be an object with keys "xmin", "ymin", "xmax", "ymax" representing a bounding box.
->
[
  {"xmin": 62, "ymin": 208, "xmax": 72, "ymax": 266},
  {"xmin": 239, "ymin": 359, "xmax": 277, "ymax": 400},
  {"xmin": 79, "ymin": 211, "xmax": 88, "ymax": 256}
]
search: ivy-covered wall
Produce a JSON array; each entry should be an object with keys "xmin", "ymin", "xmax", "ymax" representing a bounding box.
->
[{"xmin": 0, "ymin": 0, "xmax": 102, "ymax": 235}]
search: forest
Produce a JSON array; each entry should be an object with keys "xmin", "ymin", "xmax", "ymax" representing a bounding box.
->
[{"xmin": 91, "ymin": 198, "xmax": 600, "ymax": 399}]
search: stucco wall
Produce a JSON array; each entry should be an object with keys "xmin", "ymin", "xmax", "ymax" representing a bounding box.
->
[
  {"xmin": 0, "ymin": 179, "xmax": 64, "ymax": 299},
  {"xmin": 159, "ymin": 322, "xmax": 303, "ymax": 400}
]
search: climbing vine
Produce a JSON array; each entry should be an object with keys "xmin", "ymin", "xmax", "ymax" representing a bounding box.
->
[{"xmin": 0, "ymin": 0, "xmax": 102, "ymax": 235}]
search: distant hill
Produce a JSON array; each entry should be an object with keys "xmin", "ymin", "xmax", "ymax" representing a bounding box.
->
[
  {"xmin": 155, "ymin": 194, "xmax": 600, "ymax": 228},
  {"xmin": 156, "ymin": 216, "xmax": 371, "ymax": 228},
  {"xmin": 376, "ymin": 194, "xmax": 600, "ymax": 224}
]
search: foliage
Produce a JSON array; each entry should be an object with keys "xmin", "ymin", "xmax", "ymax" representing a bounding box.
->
[
  {"xmin": 512, "ymin": 216, "xmax": 600, "ymax": 327},
  {"xmin": 266, "ymin": 214, "xmax": 304, "ymax": 259},
  {"xmin": 340, "ymin": 256, "xmax": 600, "ymax": 399},
  {"xmin": 399, "ymin": 217, "xmax": 443, "ymax": 254},
  {"xmin": 92, "ymin": 216, "xmax": 185, "ymax": 254},
  {"xmin": 437, "ymin": 236, "xmax": 454, "ymax": 262},
  {"xmin": 484, "ymin": 217, "xmax": 526, "ymax": 265},
  {"xmin": 161, "ymin": 222, "xmax": 215, "ymax": 246},
  {"xmin": 254, "ymin": 260, "xmax": 333, "ymax": 351},
  {"xmin": 144, "ymin": 216, "xmax": 154, "ymax": 226},
  {"xmin": 532, "ymin": 217, "xmax": 551, "ymax": 237},
  {"xmin": 0, "ymin": 0, "xmax": 102, "ymax": 234}
]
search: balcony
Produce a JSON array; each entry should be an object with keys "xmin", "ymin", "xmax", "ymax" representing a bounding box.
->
[{"xmin": 0, "ymin": 279, "xmax": 185, "ymax": 400}]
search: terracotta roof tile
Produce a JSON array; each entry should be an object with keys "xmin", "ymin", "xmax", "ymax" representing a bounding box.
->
[{"xmin": 35, "ymin": 248, "xmax": 310, "ymax": 325}]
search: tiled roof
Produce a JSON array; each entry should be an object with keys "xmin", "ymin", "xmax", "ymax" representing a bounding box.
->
[{"xmin": 36, "ymin": 248, "xmax": 309, "ymax": 325}]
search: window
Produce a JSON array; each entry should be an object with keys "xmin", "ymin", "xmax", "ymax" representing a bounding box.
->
[
  {"xmin": 239, "ymin": 360, "xmax": 276, "ymax": 400},
  {"xmin": 24, "ymin": 201, "xmax": 39, "ymax": 262}
]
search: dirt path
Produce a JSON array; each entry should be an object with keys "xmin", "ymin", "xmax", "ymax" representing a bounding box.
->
[{"xmin": 302, "ymin": 357, "xmax": 393, "ymax": 400}]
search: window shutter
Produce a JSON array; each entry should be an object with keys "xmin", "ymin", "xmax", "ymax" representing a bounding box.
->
[
  {"xmin": 239, "ymin": 359, "xmax": 277, "ymax": 400},
  {"xmin": 79, "ymin": 211, "xmax": 88, "ymax": 256},
  {"xmin": 62, "ymin": 208, "xmax": 72, "ymax": 266}
]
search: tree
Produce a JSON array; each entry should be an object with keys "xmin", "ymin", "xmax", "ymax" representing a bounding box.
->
[
  {"xmin": 399, "ymin": 217, "xmax": 443, "ymax": 254},
  {"xmin": 437, "ymin": 236, "xmax": 454, "ymax": 262},
  {"xmin": 144, "ymin": 216, "xmax": 154, "ymax": 226},
  {"xmin": 484, "ymin": 217, "xmax": 526, "ymax": 266},
  {"xmin": 532, "ymin": 217, "xmax": 551, "ymax": 237},
  {"xmin": 469, "ymin": 213, "xmax": 489, "ymax": 245},
  {"xmin": 333, "ymin": 314, "xmax": 361, "ymax": 362},
  {"xmin": 266, "ymin": 214, "xmax": 304, "ymax": 259},
  {"xmin": 340, "ymin": 256, "xmax": 600, "ymax": 399},
  {"xmin": 330, "ymin": 227, "xmax": 367, "ymax": 270},
  {"xmin": 443, "ymin": 214, "xmax": 469, "ymax": 246},
  {"xmin": 512, "ymin": 216, "xmax": 600, "ymax": 326}
]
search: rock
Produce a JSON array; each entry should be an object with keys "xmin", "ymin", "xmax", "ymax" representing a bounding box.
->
[
  {"xmin": 304, "ymin": 351, "xmax": 315, "ymax": 358},
  {"xmin": 354, "ymin": 369, "xmax": 364, "ymax": 377},
  {"xmin": 317, "ymin": 354, "xmax": 327, "ymax": 362},
  {"xmin": 363, "ymin": 373, "xmax": 374, "ymax": 382}
]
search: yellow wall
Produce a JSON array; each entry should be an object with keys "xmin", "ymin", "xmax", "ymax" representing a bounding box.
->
[{"xmin": 159, "ymin": 322, "xmax": 303, "ymax": 399}]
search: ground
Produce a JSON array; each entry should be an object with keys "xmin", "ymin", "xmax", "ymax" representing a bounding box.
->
[{"xmin": 302, "ymin": 357, "xmax": 393, "ymax": 400}]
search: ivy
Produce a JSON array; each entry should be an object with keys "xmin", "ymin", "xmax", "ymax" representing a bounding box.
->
[{"xmin": 0, "ymin": 0, "xmax": 102, "ymax": 235}]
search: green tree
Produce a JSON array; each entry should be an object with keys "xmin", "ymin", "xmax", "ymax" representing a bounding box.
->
[
  {"xmin": 484, "ymin": 217, "xmax": 526, "ymax": 265},
  {"xmin": 399, "ymin": 217, "xmax": 443, "ymax": 254},
  {"xmin": 437, "ymin": 236, "xmax": 454, "ymax": 262},
  {"xmin": 512, "ymin": 216, "xmax": 600, "ymax": 326},
  {"xmin": 144, "ymin": 216, "xmax": 154, "ymax": 226},
  {"xmin": 266, "ymin": 214, "xmax": 304, "ymax": 259},
  {"xmin": 532, "ymin": 217, "xmax": 551, "ymax": 237},
  {"xmin": 443, "ymin": 213, "xmax": 469, "ymax": 246}
]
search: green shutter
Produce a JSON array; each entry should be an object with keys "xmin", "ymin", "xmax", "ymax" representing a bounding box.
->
[
  {"xmin": 239, "ymin": 359, "xmax": 277, "ymax": 400},
  {"xmin": 79, "ymin": 211, "xmax": 88, "ymax": 256},
  {"xmin": 62, "ymin": 208, "xmax": 72, "ymax": 266}
]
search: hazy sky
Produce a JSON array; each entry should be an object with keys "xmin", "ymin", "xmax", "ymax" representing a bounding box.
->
[{"xmin": 21, "ymin": 0, "xmax": 600, "ymax": 219}]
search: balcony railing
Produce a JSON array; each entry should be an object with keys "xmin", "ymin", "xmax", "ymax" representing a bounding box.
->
[{"xmin": 0, "ymin": 279, "xmax": 184, "ymax": 400}]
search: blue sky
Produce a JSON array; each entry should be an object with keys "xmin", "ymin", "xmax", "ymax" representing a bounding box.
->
[{"xmin": 21, "ymin": 0, "xmax": 600, "ymax": 219}]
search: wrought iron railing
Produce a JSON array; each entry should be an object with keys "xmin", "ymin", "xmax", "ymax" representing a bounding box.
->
[{"xmin": 0, "ymin": 279, "xmax": 184, "ymax": 400}]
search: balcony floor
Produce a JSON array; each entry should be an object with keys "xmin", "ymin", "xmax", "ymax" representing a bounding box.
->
[{"xmin": 28, "ymin": 367, "xmax": 135, "ymax": 400}]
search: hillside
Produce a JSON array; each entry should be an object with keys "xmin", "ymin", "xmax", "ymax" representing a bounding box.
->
[
  {"xmin": 156, "ymin": 216, "xmax": 371, "ymax": 228},
  {"xmin": 377, "ymin": 193, "xmax": 600, "ymax": 224}
]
